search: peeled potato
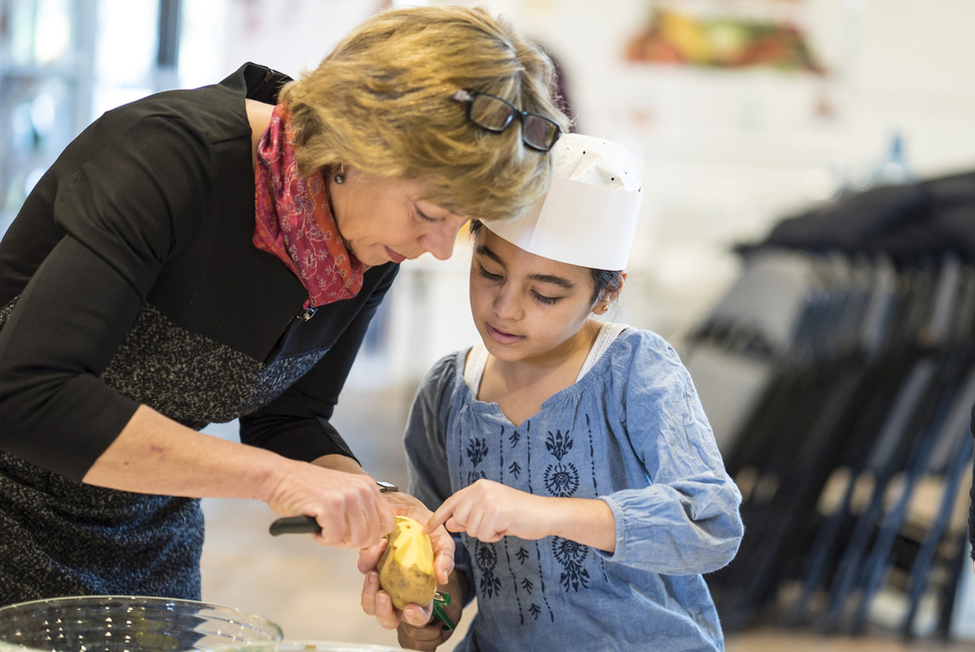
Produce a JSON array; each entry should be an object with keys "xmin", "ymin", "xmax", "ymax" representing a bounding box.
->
[{"xmin": 378, "ymin": 515, "xmax": 437, "ymax": 610}]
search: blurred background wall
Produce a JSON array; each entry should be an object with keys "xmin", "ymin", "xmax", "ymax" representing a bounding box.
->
[
  {"xmin": 3, "ymin": 0, "xmax": 975, "ymax": 647},
  {"xmin": 5, "ymin": 0, "xmax": 975, "ymax": 385}
]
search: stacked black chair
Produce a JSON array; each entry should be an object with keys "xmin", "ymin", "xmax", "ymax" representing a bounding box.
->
[{"xmin": 688, "ymin": 171, "xmax": 975, "ymax": 640}]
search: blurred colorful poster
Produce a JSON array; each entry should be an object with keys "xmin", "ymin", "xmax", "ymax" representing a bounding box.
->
[{"xmin": 626, "ymin": 7, "xmax": 824, "ymax": 73}]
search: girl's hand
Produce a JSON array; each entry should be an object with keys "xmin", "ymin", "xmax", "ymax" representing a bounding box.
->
[
  {"xmin": 425, "ymin": 479, "xmax": 550, "ymax": 542},
  {"xmin": 395, "ymin": 572, "xmax": 468, "ymax": 651}
]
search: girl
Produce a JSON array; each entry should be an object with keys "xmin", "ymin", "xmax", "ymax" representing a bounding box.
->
[{"xmin": 363, "ymin": 134, "xmax": 743, "ymax": 651}]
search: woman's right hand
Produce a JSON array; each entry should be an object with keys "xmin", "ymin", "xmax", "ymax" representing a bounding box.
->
[{"xmin": 263, "ymin": 459, "xmax": 396, "ymax": 548}]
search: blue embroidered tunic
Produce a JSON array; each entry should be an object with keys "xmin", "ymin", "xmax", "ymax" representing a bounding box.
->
[{"xmin": 404, "ymin": 328, "xmax": 743, "ymax": 652}]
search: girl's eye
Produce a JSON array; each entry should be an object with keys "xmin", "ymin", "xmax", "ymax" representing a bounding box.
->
[
  {"xmin": 476, "ymin": 262, "xmax": 502, "ymax": 281},
  {"xmin": 532, "ymin": 291, "xmax": 561, "ymax": 306},
  {"xmin": 416, "ymin": 207, "xmax": 437, "ymax": 223}
]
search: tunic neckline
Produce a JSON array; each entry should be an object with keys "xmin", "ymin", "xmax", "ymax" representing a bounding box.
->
[{"xmin": 459, "ymin": 323, "xmax": 630, "ymax": 427}]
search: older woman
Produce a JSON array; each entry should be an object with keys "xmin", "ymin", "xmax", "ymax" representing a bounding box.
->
[{"xmin": 0, "ymin": 6, "xmax": 567, "ymax": 605}]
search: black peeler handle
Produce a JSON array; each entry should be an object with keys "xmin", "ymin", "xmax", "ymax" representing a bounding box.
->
[{"xmin": 269, "ymin": 515, "xmax": 321, "ymax": 536}]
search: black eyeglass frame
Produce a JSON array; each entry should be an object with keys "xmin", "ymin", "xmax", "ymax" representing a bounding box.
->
[{"xmin": 452, "ymin": 90, "xmax": 562, "ymax": 152}]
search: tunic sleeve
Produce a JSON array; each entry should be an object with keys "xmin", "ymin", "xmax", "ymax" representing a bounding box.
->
[
  {"xmin": 403, "ymin": 353, "xmax": 475, "ymax": 603},
  {"xmin": 0, "ymin": 114, "xmax": 211, "ymax": 481},
  {"xmin": 596, "ymin": 332, "xmax": 744, "ymax": 575}
]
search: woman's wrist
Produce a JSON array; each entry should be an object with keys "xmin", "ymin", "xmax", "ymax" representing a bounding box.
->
[{"xmin": 312, "ymin": 453, "xmax": 369, "ymax": 475}]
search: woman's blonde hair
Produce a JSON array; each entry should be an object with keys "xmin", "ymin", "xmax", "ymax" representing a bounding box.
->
[{"xmin": 278, "ymin": 5, "xmax": 569, "ymax": 222}]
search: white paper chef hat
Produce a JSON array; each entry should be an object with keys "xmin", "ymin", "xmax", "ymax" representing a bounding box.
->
[{"xmin": 481, "ymin": 133, "xmax": 643, "ymax": 270}]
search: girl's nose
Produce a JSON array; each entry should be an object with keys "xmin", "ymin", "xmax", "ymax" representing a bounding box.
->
[{"xmin": 493, "ymin": 286, "xmax": 522, "ymax": 321}]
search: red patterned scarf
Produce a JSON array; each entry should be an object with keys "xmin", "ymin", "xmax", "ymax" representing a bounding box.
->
[{"xmin": 253, "ymin": 104, "xmax": 364, "ymax": 308}]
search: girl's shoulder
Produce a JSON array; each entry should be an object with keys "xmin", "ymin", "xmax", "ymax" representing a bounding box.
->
[
  {"xmin": 593, "ymin": 326, "xmax": 695, "ymax": 398},
  {"xmin": 421, "ymin": 348, "xmax": 468, "ymax": 385},
  {"xmin": 415, "ymin": 348, "xmax": 472, "ymax": 405},
  {"xmin": 606, "ymin": 326, "xmax": 683, "ymax": 368}
]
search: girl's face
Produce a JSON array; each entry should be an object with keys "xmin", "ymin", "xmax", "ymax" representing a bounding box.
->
[
  {"xmin": 327, "ymin": 167, "xmax": 470, "ymax": 267},
  {"xmin": 470, "ymin": 227, "xmax": 605, "ymax": 364}
]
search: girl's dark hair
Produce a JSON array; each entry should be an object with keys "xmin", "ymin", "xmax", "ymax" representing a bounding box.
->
[
  {"xmin": 590, "ymin": 268, "xmax": 623, "ymax": 303},
  {"xmin": 469, "ymin": 219, "xmax": 623, "ymax": 303}
]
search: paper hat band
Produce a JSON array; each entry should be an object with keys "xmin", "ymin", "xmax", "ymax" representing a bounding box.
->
[{"xmin": 482, "ymin": 133, "xmax": 643, "ymax": 271}]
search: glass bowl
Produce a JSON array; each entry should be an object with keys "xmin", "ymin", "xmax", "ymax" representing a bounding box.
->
[
  {"xmin": 202, "ymin": 642, "xmax": 406, "ymax": 652},
  {"xmin": 0, "ymin": 596, "xmax": 283, "ymax": 652}
]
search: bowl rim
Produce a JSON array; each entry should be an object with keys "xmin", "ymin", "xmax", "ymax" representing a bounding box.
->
[{"xmin": 0, "ymin": 595, "xmax": 283, "ymax": 639}]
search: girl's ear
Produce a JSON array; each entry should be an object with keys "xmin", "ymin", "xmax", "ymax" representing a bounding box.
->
[{"xmin": 594, "ymin": 271, "xmax": 627, "ymax": 314}]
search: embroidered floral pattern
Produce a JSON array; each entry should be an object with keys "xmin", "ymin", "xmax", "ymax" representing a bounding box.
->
[
  {"xmin": 537, "ymin": 421, "xmax": 597, "ymax": 598},
  {"xmin": 545, "ymin": 430, "xmax": 573, "ymax": 460},
  {"xmin": 509, "ymin": 430, "xmax": 521, "ymax": 448},
  {"xmin": 552, "ymin": 537, "xmax": 591, "ymax": 592},
  {"xmin": 467, "ymin": 437, "xmax": 489, "ymax": 468},
  {"xmin": 544, "ymin": 462, "xmax": 580, "ymax": 497},
  {"xmin": 586, "ymin": 413, "xmax": 599, "ymax": 493},
  {"xmin": 474, "ymin": 540, "xmax": 502, "ymax": 598},
  {"xmin": 509, "ymin": 461, "xmax": 522, "ymax": 479},
  {"xmin": 501, "ymin": 535, "xmax": 526, "ymax": 626}
]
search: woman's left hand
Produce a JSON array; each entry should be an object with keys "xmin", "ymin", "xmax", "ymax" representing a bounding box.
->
[{"xmin": 357, "ymin": 492, "xmax": 455, "ymax": 630}]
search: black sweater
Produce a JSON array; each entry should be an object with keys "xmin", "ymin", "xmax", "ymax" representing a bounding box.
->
[{"xmin": 0, "ymin": 63, "xmax": 398, "ymax": 602}]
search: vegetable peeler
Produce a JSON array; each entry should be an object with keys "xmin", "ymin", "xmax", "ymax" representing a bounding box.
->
[{"xmin": 433, "ymin": 591, "xmax": 454, "ymax": 631}]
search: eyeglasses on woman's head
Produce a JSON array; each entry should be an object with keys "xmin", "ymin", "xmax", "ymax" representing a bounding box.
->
[{"xmin": 452, "ymin": 90, "xmax": 562, "ymax": 152}]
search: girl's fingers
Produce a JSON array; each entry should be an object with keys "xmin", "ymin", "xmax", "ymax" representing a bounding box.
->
[
  {"xmin": 426, "ymin": 491, "xmax": 462, "ymax": 533},
  {"xmin": 464, "ymin": 505, "xmax": 484, "ymax": 540},
  {"xmin": 444, "ymin": 516, "xmax": 463, "ymax": 533},
  {"xmin": 448, "ymin": 494, "xmax": 476, "ymax": 531}
]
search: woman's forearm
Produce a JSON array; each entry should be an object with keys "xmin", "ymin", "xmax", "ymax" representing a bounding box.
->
[
  {"xmin": 81, "ymin": 404, "xmax": 396, "ymax": 548},
  {"xmin": 82, "ymin": 404, "xmax": 284, "ymax": 501}
]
